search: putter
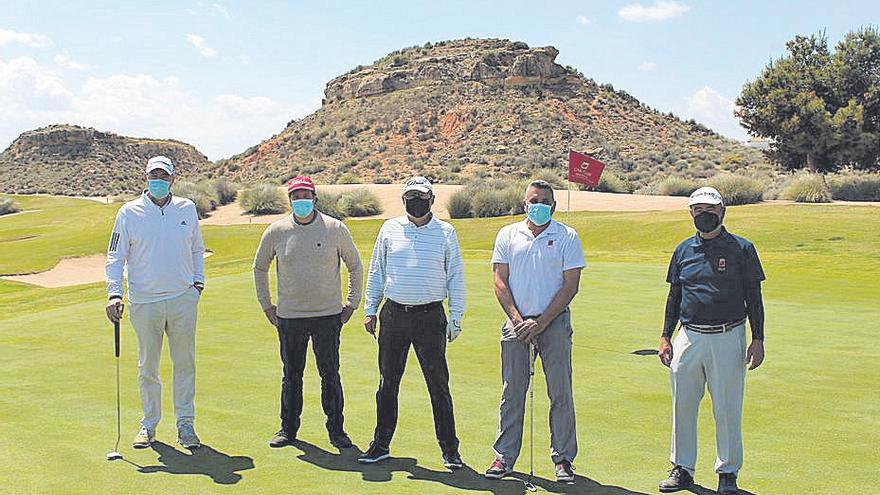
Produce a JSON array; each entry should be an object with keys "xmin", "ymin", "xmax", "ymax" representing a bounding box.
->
[
  {"xmin": 106, "ymin": 319, "xmax": 123, "ymax": 461},
  {"xmin": 524, "ymin": 342, "xmax": 537, "ymax": 492}
]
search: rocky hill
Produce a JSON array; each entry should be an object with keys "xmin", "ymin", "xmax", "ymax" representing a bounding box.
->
[
  {"xmin": 220, "ymin": 38, "xmax": 771, "ymax": 189},
  {"xmin": 0, "ymin": 125, "xmax": 211, "ymax": 196}
]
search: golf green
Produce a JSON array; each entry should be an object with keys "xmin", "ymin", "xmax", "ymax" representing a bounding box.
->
[{"xmin": 0, "ymin": 194, "xmax": 877, "ymax": 494}]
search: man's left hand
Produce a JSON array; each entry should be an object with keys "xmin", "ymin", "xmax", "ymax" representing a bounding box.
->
[
  {"xmin": 746, "ymin": 339, "xmax": 764, "ymax": 370},
  {"xmin": 446, "ymin": 320, "xmax": 462, "ymax": 343},
  {"xmin": 513, "ymin": 318, "xmax": 546, "ymax": 343},
  {"xmin": 340, "ymin": 305, "xmax": 354, "ymax": 325}
]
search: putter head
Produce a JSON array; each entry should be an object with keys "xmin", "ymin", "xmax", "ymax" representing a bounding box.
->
[
  {"xmin": 524, "ymin": 481, "xmax": 538, "ymax": 492},
  {"xmin": 106, "ymin": 451, "xmax": 123, "ymax": 461}
]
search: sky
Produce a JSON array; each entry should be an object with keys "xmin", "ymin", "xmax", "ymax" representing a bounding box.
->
[{"xmin": 1, "ymin": 1, "xmax": 877, "ymax": 160}]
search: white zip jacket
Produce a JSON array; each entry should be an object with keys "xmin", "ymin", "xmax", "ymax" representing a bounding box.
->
[{"xmin": 105, "ymin": 192, "xmax": 205, "ymax": 304}]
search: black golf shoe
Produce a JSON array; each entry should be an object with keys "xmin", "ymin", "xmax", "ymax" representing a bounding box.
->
[
  {"xmin": 357, "ymin": 442, "xmax": 390, "ymax": 464},
  {"xmin": 485, "ymin": 459, "xmax": 512, "ymax": 479},
  {"xmin": 442, "ymin": 451, "xmax": 464, "ymax": 470},
  {"xmin": 329, "ymin": 432, "xmax": 353, "ymax": 449},
  {"xmin": 718, "ymin": 472, "xmax": 738, "ymax": 494},
  {"xmin": 268, "ymin": 429, "xmax": 295, "ymax": 448},
  {"xmin": 659, "ymin": 465, "xmax": 694, "ymax": 492}
]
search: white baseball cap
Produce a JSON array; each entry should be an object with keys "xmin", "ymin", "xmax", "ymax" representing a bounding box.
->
[
  {"xmin": 146, "ymin": 155, "xmax": 174, "ymax": 175},
  {"xmin": 688, "ymin": 186, "xmax": 723, "ymax": 206},
  {"xmin": 403, "ymin": 176, "xmax": 433, "ymax": 194}
]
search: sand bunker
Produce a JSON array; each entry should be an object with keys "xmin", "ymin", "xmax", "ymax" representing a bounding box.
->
[
  {"xmin": 201, "ymin": 184, "xmax": 691, "ymax": 226},
  {"xmin": 2, "ymin": 252, "xmax": 213, "ymax": 289}
]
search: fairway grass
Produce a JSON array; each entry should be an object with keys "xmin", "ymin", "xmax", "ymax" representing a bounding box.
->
[{"xmin": 0, "ymin": 195, "xmax": 877, "ymax": 494}]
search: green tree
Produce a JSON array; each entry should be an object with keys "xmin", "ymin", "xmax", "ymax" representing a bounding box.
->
[{"xmin": 736, "ymin": 28, "xmax": 880, "ymax": 171}]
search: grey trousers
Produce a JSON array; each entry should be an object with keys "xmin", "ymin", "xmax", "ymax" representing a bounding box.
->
[{"xmin": 492, "ymin": 311, "xmax": 577, "ymax": 467}]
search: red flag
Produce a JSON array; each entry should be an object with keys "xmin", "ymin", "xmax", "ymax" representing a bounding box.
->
[{"xmin": 568, "ymin": 149, "xmax": 606, "ymax": 187}]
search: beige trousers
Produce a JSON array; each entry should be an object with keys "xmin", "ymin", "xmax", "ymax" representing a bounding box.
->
[
  {"xmin": 128, "ymin": 286, "xmax": 200, "ymax": 430},
  {"xmin": 670, "ymin": 323, "xmax": 747, "ymax": 475}
]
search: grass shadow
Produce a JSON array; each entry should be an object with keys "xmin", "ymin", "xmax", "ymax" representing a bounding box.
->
[
  {"xmin": 292, "ymin": 440, "xmax": 650, "ymax": 494},
  {"xmin": 138, "ymin": 441, "xmax": 255, "ymax": 485}
]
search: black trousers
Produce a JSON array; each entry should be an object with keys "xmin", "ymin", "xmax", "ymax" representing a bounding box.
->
[
  {"xmin": 277, "ymin": 313, "xmax": 344, "ymax": 437},
  {"xmin": 373, "ymin": 301, "xmax": 459, "ymax": 454}
]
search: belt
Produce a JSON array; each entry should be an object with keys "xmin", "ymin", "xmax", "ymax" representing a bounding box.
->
[
  {"xmin": 386, "ymin": 300, "xmax": 443, "ymax": 313},
  {"xmin": 684, "ymin": 318, "xmax": 746, "ymax": 334}
]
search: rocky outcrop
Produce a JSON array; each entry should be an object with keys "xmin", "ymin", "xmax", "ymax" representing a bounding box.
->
[
  {"xmin": 324, "ymin": 39, "xmax": 571, "ymax": 102},
  {"xmin": 0, "ymin": 125, "xmax": 212, "ymax": 196}
]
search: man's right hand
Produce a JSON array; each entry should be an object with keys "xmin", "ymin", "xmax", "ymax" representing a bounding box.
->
[
  {"xmin": 364, "ymin": 315, "xmax": 377, "ymax": 337},
  {"xmin": 264, "ymin": 305, "xmax": 279, "ymax": 327},
  {"xmin": 106, "ymin": 298, "xmax": 124, "ymax": 323},
  {"xmin": 658, "ymin": 337, "xmax": 673, "ymax": 367}
]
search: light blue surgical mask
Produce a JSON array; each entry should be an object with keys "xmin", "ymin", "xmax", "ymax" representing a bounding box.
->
[
  {"xmin": 291, "ymin": 199, "xmax": 315, "ymax": 218},
  {"xmin": 526, "ymin": 203, "xmax": 552, "ymax": 226},
  {"xmin": 147, "ymin": 179, "xmax": 171, "ymax": 199}
]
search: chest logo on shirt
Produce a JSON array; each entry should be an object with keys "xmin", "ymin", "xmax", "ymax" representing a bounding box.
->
[
  {"xmin": 717, "ymin": 257, "xmax": 727, "ymax": 272},
  {"xmin": 547, "ymin": 239, "xmax": 554, "ymax": 247},
  {"xmin": 180, "ymin": 220, "xmax": 187, "ymax": 226}
]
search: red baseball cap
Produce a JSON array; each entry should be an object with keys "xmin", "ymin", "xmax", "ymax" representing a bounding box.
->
[{"xmin": 287, "ymin": 176, "xmax": 315, "ymax": 194}]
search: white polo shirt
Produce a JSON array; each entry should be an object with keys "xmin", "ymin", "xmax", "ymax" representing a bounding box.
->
[{"xmin": 491, "ymin": 219, "xmax": 585, "ymax": 318}]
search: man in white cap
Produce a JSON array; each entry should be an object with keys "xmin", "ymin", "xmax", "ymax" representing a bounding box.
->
[
  {"xmin": 657, "ymin": 186, "xmax": 766, "ymax": 494},
  {"xmin": 105, "ymin": 155, "xmax": 206, "ymax": 450},
  {"xmin": 358, "ymin": 176, "xmax": 466, "ymax": 470}
]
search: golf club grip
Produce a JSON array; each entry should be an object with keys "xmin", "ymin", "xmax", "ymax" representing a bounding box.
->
[{"xmin": 114, "ymin": 321, "xmax": 120, "ymax": 357}]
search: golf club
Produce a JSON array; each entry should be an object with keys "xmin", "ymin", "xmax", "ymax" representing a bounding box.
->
[
  {"xmin": 106, "ymin": 319, "xmax": 122, "ymax": 461},
  {"xmin": 524, "ymin": 342, "xmax": 537, "ymax": 492}
]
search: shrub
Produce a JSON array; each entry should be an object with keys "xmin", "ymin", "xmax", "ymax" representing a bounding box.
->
[
  {"xmin": 240, "ymin": 184, "xmax": 288, "ymax": 215},
  {"xmin": 656, "ymin": 177, "xmax": 699, "ymax": 197},
  {"xmin": 335, "ymin": 173, "xmax": 362, "ymax": 184},
  {"xmin": 447, "ymin": 189, "xmax": 473, "ymax": 218},
  {"xmin": 213, "ymin": 178, "xmax": 239, "ymax": 205},
  {"xmin": 374, "ymin": 176, "xmax": 393, "ymax": 184},
  {"xmin": 827, "ymin": 172, "xmax": 880, "ymax": 201},
  {"xmin": 780, "ymin": 173, "xmax": 830, "ymax": 203},
  {"xmin": 595, "ymin": 172, "xmax": 631, "ymax": 193},
  {"xmin": 175, "ymin": 181, "xmax": 219, "ymax": 218},
  {"xmin": 338, "ymin": 188, "xmax": 383, "ymax": 217},
  {"xmin": 529, "ymin": 170, "xmax": 565, "ymax": 189},
  {"xmin": 708, "ymin": 174, "xmax": 765, "ymax": 205},
  {"xmin": 0, "ymin": 197, "xmax": 21, "ymax": 216},
  {"xmin": 317, "ymin": 192, "xmax": 346, "ymax": 220}
]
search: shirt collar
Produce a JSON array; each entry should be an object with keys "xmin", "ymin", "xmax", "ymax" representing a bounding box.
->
[
  {"xmin": 401, "ymin": 214, "xmax": 437, "ymax": 230},
  {"xmin": 141, "ymin": 190, "xmax": 173, "ymax": 211},
  {"xmin": 518, "ymin": 218, "xmax": 561, "ymax": 239},
  {"xmin": 692, "ymin": 226, "xmax": 731, "ymax": 247}
]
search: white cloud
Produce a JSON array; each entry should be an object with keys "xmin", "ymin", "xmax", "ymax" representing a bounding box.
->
[
  {"xmin": 216, "ymin": 94, "xmax": 275, "ymax": 115},
  {"xmin": 683, "ymin": 86, "xmax": 747, "ymax": 140},
  {"xmin": 0, "ymin": 28, "xmax": 52, "ymax": 48},
  {"xmin": 0, "ymin": 55, "xmax": 313, "ymax": 159},
  {"xmin": 575, "ymin": 15, "xmax": 591, "ymax": 26},
  {"xmin": 53, "ymin": 54, "xmax": 88, "ymax": 71},
  {"xmin": 186, "ymin": 34, "xmax": 217, "ymax": 58},
  {"xmin": 212, "ymin": 3, "xmax": 231, "ymax": 18},
  {"xmin": 618, "ymin": 1, "xmax": 689, "ymax": 22},
  {"xmin": 638, "ymin": 61, "xmax": 657, "ymax": 71}
]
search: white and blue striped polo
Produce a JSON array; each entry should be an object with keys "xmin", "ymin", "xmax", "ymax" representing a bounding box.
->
[{"xmin": 364, "ymin": 215, "xmax": 466, "ymax": 321}]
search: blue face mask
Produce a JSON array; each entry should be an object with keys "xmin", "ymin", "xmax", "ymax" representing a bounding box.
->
[
  {"xmin": 526, "ymin": 203, "xmax": 552, "ymax": 226},
  {"xmin": 147, "ymin": 179, "xmax": 171, "ymax": 199},
  {"xmin": 291, "ymin": 199, "xmax": 315, "ymax": 218}
]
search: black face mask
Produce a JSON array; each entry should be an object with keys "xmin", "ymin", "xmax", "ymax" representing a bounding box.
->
[
  {"xmin": 694, "ymin": 211, "xmax": 721, "ymax": 233},
  {"xmin": 405, "ymin": 197, "xmax": 431, "ymax": 218}
]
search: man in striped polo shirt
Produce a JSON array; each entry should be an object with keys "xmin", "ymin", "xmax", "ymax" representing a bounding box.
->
[{"xmin": 358, "ymin": 176, "xmax": 466, "ymax": 470}]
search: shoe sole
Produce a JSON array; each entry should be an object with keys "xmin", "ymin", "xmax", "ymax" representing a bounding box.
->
[
  {"xmin": 484, "ymin": 471, "xmax": 512, "ymax": 479},
  {"xmin": 132, "ymin": 442, "xmax": 151, "ymax": 449},
  {"xmin": 179, "ymin": 440, "xmax": 201, "ymax": 449},
  {"xmin": 269, "ymin": 441, "xmax": 293, "ymax": 448},
  {"xmin": 659, "ymin": 485, "xmax": 692, "ymax": 493},
  {"xmin": 444, "ymin": 462, "xmax": 463, "ymax": 470},
  {"xmin": 556, "ymin": 476, "xmax": 575, "ymax": 483},
  {"xmin": 357, "ymin": 453, "xmax": 390, "ymax": 464}
]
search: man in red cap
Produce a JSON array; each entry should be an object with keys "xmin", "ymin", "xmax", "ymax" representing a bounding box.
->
[{"xmin": 253, "ymin": 176, "xmax": 363, "ymax": 449}]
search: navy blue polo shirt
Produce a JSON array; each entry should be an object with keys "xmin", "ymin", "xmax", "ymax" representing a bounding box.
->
[{"xmin": 666, "ymin": 228, "xmax": 766, "ymax": 325}]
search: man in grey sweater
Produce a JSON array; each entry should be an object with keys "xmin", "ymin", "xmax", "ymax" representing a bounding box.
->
[{"xmin": 253, "ymin": 176, "xmax": 363, "ymax": 449}]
